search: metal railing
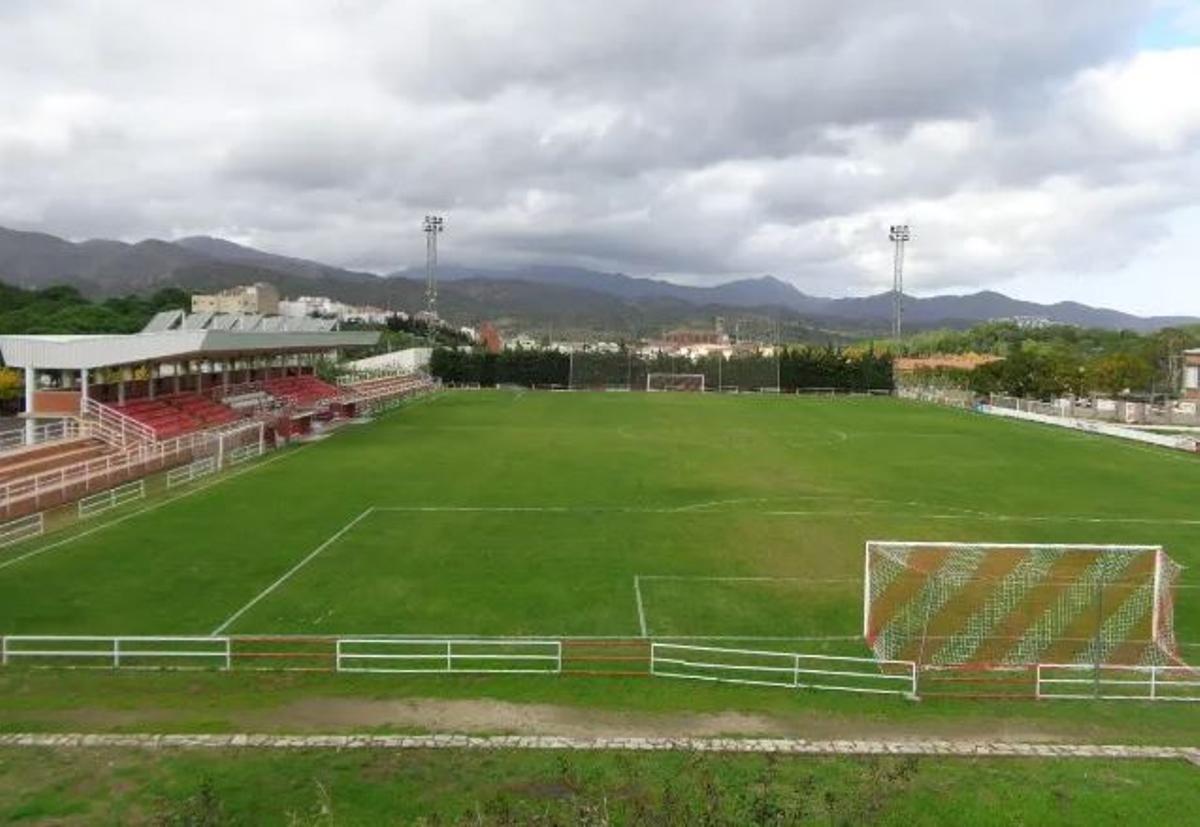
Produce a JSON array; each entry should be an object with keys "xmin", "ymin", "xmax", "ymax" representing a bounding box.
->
[
  {"xmin": 77, "ymin": 479, "xmax": 146, "ymax": 519},
  {"xmin": 82, "ymin": 398, "xmax": 157, "ymax": 447},
  {"xmin": 650, "ymin": 643, "xmax": 918, "ymax": 697},
  {"xmin": 1, "ymin": 636, "xmax": 231, "ymax": 669},
  {"xmin": 226, "ymin": 443, "xmax": 263, "ymax": 466},
  {"xmin": 0, "ymin": 420, "xmax": 80, "ymax": 452},
  {"xmin": 0, "ymin": 430, "xmax": 213, "ymax": 520},
  {"xmin": 335, "ymin": 638, "xmax": 562, "ymax": 674},
  {"xmin": 0, "ymin": 512, "xmax": 44, "ymax": 549},
  {"xmin": 166, "ymin": 456, "xmax": 218, "ymax": 489},
  {"xmin": 1036, "ymin": 663, "xmax": 1200, "ymax": 702}
]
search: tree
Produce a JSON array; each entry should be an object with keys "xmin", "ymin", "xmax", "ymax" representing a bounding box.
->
[
  {"xmin": 1088, "ymin": 353, "xmax": 1155, "ymax": 396},
  {"xmin": 0, "ymin": 367, "xmax": 21, "ymax": 401}
]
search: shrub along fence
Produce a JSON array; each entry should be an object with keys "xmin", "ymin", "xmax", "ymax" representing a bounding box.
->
[{"xmin": 430, "ymin": 347, "xmax": 893, "ymax": 393}]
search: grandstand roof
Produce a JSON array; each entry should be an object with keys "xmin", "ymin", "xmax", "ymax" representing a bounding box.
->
[
  {"xmin": 0, "ymin": 327, "xmax": 379, "ymax": 370},
  {"xmin": 143, "ymin": 310, "xmax": 339, "ymax": 333}
]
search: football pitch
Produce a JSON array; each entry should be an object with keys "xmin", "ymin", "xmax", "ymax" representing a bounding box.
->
[{"xmin": 2, "ymin": 390, "xmax": 1199, "ymax": 655}]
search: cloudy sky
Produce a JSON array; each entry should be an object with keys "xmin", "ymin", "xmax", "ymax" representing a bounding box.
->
[{"xmin": 1, "ymin": 1, "xmax": 1198, "ymax": 314}]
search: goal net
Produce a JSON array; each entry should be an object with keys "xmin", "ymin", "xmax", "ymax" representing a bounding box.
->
[
  {"xmin": 864, "ymin": 541, "xmax": 1181, "ymax": 668},
  {"xmin": 646, "ymin": 373, "xmax": 706, "ymax": 392}
]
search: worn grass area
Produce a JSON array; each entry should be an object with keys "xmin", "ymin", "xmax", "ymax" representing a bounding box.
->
[
  {"xmin": 2, "ymin": 745, "xmax": 1198, "ymax": 825},
  {"xmin": 1, "ymin": 390, "xmax": 1199, "ymax": 738}
]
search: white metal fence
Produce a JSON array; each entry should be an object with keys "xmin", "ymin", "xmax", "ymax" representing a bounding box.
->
[
  {"xmin": 226, "ymin": 442, "xmax": 263, "ymax": 467},
  {"xmin": 0, "ymin": 636, "xmax": 231, "ymax": 669},
  {"xmin": 336, "ymin": 638, "xmax": 563, "ymax": 674},
  {"xmin": 0, "ymin": 420, "xmax": 79, "ymax": 452},
  {"xmin": 83, "ymin": 397, "xmax": 158, "ymax": 447},
  {"xmin": 77, "ymin": 479, "xmax": 145, "ymax": 518},
  {"xmin": 650, "ymin": 643, "xmax": 917, "ymax": 698},
  {"xmin": 0, "ymin": 512, "xmax": 44, "ymax": 549},
  {"xmin": 983, "ymin": 404, "xmax": 1199, "ymax": 453},
  {"xmin": 165, "ymin": 456, "xmax": 218, "ymax": 489},
  {"xmin": 0, "ymin": 429, "xmax": 213, "ymax": 520},
  {"xmin": 1036, "ymin": 663, "xmax": 1200, "ymax": 702}
]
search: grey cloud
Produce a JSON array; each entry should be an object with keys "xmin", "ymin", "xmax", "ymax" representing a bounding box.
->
[{"xmin": 0, "ymin": 0, "xmax": 1196, "ymax": 313}]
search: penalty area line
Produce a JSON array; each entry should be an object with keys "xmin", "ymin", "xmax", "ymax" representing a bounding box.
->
[
  {"xmin": 210, "ymin": 506, "xmax": 376, "ymax": 635},
  {"xmin": 373, "ymin": 504, "xmax": 1200, "ymax": 525}
]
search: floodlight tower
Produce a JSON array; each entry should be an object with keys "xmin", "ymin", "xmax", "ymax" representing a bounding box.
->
[
  {"xmin": 423, "ymin": 214, "xmax": 444, "ymax": 318},
  {"xmin": 889, "ymin": 224, "xmax": 911, "ymax": 338}
]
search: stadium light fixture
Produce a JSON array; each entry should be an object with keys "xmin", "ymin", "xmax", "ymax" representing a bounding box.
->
[
  {"xmin": 423, "ymin": 215, "xmax": 445, "ymax": 319},
  {"xmin": 888, "ymin": 224, "xmax": 911, "ymax": 339}
]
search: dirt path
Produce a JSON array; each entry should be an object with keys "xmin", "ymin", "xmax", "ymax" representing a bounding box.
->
[{"xmin": 27, "ymin": 696, "xmax": 1083, "ymax": 743}]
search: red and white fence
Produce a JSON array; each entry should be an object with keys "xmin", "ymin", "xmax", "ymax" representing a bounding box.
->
[{"xmin": 2, "ymin": 633, "xmax": 1194, "ymax": 704}]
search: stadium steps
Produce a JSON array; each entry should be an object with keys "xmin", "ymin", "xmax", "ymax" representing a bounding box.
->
[
  {"xmin": 0, "ymin": 439, "xmax": 113, "ymax": 484},
  {"xmin": 262, "ymin": 376, "xmax": 341, "ymax": 408},
  {"xmin": 114, "ymin": 393, "xmax": 241, "ymax": 439}
]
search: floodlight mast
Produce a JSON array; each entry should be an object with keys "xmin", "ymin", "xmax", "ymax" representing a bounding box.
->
[
  {"xmin": 423, "ymin": 215, "xmax": 444, "ymax": 318},
  {"xmin": 889, "ymin": 224, "xmax": 911, "ymax": 339}
]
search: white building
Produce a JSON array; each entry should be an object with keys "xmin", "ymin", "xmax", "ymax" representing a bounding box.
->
[{"xmin": 279, "ymin": 295, "xmax": 395, "ymax": 325}]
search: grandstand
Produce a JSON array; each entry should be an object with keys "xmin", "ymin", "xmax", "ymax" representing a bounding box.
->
[{"xmin": 0, "ymin": 311, "xmax": 437, "ymax": 520}]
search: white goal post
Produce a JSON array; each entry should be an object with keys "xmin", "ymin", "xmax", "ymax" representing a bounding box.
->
[
  {"xmin": 646, "ymin": 373, "xmax": 706, "ymax": 392},
  {"xmin": 863, "ymin": 540, "xmax": 1181, "ymax": 669}
]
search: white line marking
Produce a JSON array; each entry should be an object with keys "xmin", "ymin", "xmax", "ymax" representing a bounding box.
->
[
  {"xmin": 0, "ymin": 445, "xmax": 314, "ymax": 575},
  {"xmin": 638, "ymin": 575, "xmax": 859, "ymax": 584},
  {"xmin": 634, "ymin": 576, "xmax": 648, "ymax": 637},
  {"xmin": 763, "ymin": 510, "xmax": 1200, "ymax": 526},
  {"xmin": 210, "ymin": 507, "xmax": 376, "ymax": 635},
  {"xmin": 672, "ymin": 497, "xmax": 775, "ymax": 513},
  {"xmin": 373, "ymin": 504, "xmax": 1200, "ymax": 525}
]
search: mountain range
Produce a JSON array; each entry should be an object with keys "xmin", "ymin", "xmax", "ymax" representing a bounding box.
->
[{"xmin": 1, "ymin": 225, "xmax": 1195, "ymax": 337}]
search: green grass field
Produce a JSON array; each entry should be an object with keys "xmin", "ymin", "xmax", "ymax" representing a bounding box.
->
[
  {"xmin": 6, "ymin": 387, "xmax": 1200, "ymax": 819},
  {"xmin": 3, "ymin": 390, "xmax": 1198, "ymax": 649},
  {"xmin": 5, "ymin": 746, "xmax": 1200, "ymax": 825}
]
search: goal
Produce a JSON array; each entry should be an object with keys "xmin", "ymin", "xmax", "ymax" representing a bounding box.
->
[
  {"xmin": 646, "ymin": 373, "xmax": 706, "ymax": 392},
  {"xmin": 864, "ymin": 541, "xmax": 1181, "ymax": 668}
]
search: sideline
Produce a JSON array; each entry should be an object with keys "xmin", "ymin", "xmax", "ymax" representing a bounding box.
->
[{"xmin": 210, "ymin": 507, "xmax": 377, "ymax": 635}]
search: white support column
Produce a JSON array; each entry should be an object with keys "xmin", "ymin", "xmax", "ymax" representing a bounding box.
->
[
  {"xmin": 117, "ymin": 376, "xmax": 126, "ymax": 405},
  {"xmin": 862, "ymin": 543, "xmax": 872, "ymax": 639},
  {"xmin": 24, "ymin": 367, "xmax": 36, "ymax": 445},
  {"xmin": 79, "ymin": 367, "xmax": 90, "ymax": 414},
  {"xmin": 1151, "ymin": 550, "xmax": 1163, "ymax": 642}
]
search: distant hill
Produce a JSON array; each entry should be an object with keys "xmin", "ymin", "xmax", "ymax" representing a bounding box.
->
[
  {"xmin": 1, "ymin": 225, "xmax": 1195, "ymax": 336},
  {"xmin": 391, "ymin": 263, "xmax": 1198, "ymax": 333}
]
